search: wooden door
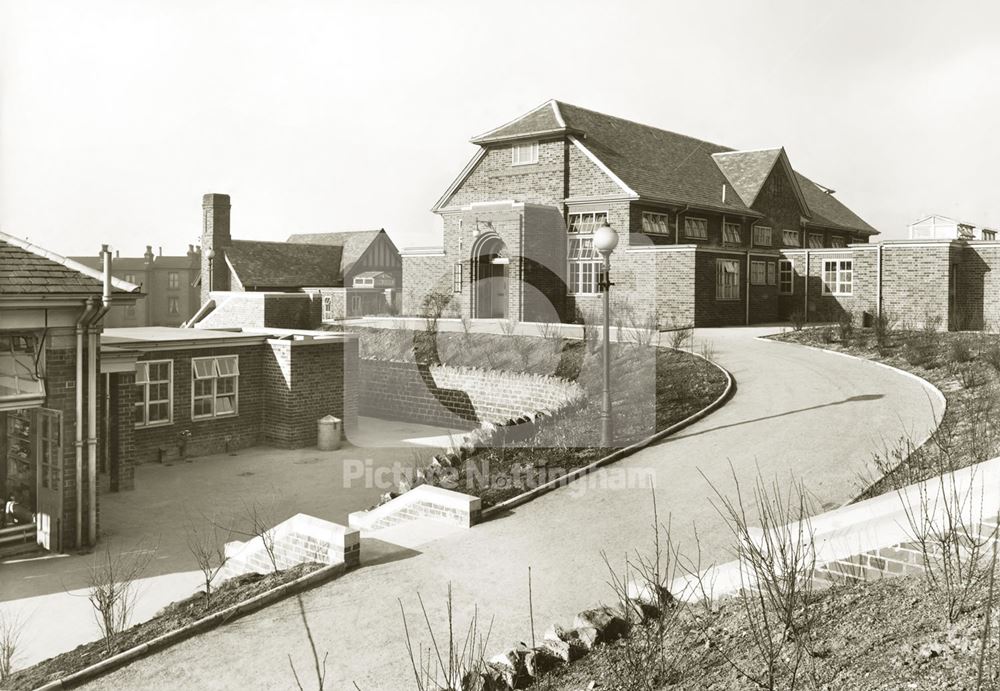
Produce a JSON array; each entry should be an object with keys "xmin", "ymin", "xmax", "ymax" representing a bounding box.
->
[{"xmin": 35, "ymin": 408, "xmax": 62, "ymax": 551}]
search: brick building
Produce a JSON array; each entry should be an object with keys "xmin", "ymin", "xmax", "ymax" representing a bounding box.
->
[
  {"xmin": 0, "ymin": 232, "xmax": 140, "ymax": 552},
  {"xmin": 403, "ymin": 100, "xmax": 880, "ymax": 327},
  {"xmin": 194, "ymin": 193, "xmax": 402, "ymax": 328},
  {"xmin": 72, "ymin": 245, "xmax": 201, "ymax": 327}
]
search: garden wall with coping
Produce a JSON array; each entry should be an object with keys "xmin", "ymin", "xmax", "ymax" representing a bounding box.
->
[
  {"xmin": 348, "ymin": 485, "xmax": 481, "ymax": 532},
  {"xmin": 359, "ymin": 357, "xmax": 584, "ymax": 429}
]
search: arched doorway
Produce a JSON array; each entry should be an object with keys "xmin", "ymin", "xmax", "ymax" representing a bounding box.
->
[{"xmin": 473, "ymin": 235, "xmax": 508, "ymax": 319}]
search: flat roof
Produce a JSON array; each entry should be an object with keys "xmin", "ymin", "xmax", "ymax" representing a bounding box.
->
[{"xmin": 102, "ymin": 327, "xmax": 267, "ymax": 348}]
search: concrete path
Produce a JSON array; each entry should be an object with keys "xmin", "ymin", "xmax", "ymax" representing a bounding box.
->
[{"xmin": 85, "ymin": 327, "xmax": 942, "ymax": 691}]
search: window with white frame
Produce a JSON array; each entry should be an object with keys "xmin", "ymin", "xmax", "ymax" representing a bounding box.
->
[
  {"xmin": 767, "ymin": 261, "xmax": 776, "ymax": 286},
  {"xmin": 716, "ymin": 259, "xmax": 740, "ymax": 300},
  {"xmin": 809, "ymin": 233, "xmax": 824, "ymax": 248},
  {"xmin": 511, "ymin": 141, "xmax": 539, "ymax": 166},
  {"xmin": 778, "ymin": 259, "xmax": 794, "ymax": 294},
  {"xmin": 830, "ymin": 236, "xmax": 846, "ymax": 248},
  {"xmin": 453, "ymin": 263, "xmax": 463, "ymax": 293},
  {"xmin": 723, "ymin": 222, "xmax": 742, "ymax": 244},
  {"xmin": 567, "ymin": 211, "xmax": 607, "ymax": 235},
  {"xmin": 822, "ymin": 260, "xmax": 853, "ymax": 296},
  {"xmin": 782, "ymin": 229, "xmax": 800, "ymax": 246},
  {"xmin": 192, "ymin": 356, "xmax": 239, "ymax": 419},
  {"xmin": 567, "ymin": 211, "xmax": 608, "ymax": 295},
  {"xmin": 124, "ymin": 273, "xmax": 136, "ymax": 284},
  {"xmin": 752, "ymin": 226, "xmax": 773, "ymax": 246},
  {"xmin": 167, "ymin": 297, "xmax": 179, "ymax": 315},
  {"xmin": 168, "ymin": 272, "xmax": 179, "ymax": 290},
  {"xmin": 642, "ymin": 211, "xmax": 670, "ymax": 235},
  {"xmin": 684, "ymin": 217, "xmax": 708, "ymax": 239},
  {"xmin": 750, "ymin": 260, "xmax": 767, "ymax": 285},
  {"xmin": 135, "ymin": 360, "xmax": 172, "ymax": 427}
]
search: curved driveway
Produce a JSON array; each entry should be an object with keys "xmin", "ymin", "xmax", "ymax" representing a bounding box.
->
[{"xmin": 88, "ymin": 327, "xmax": 942, "ymax": 691}]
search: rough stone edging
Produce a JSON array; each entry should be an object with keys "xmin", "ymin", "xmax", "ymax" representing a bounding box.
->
[
  {"xmin": 480, "ymin": 349, "xmax": 735, "ymax": 520},
  {"xmin": 757, "ymin": 335, "xmax": 947, "ymax": 509},
  {"xmin": 33, "ymin": 562, "xmax": 348, "ymax": 691}
]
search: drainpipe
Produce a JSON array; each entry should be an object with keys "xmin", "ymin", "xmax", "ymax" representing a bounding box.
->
[
  {"xmin": 75, "ymin": 298, "xmax": 96, "ymax": 548},
  {"xmin": 86, "ymin": 245, "xmax": 113, "ymax": 544},
  {"xmin": 804, "ymin": 250, "xmax": 810, "ymax": 322},
  {"xmin": 876, "ymin": 242, "xmax": 883, "ymax": 320},
  {"xmin": 673, "ymin": 206, "xmax": 690, "ymax": 244},
  {"xmin": 746, "ymin": 222, "xmax": 754, "ymax": 326}
]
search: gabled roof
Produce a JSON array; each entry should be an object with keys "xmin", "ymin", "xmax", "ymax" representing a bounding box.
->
[
  {"xmin": 285, "ymin": 229, "xmax": 393, "ymax": 275},
  {"xmin": 225, "ymin": 240, "xmax": 342, "ymax": 289},
  {"xmin": 441, "ymin": 100, "xmax": 879, "ymax": 234},
  {"xmin": 1, "ymin": 232, "xmax": 140, "ymax": 296}
]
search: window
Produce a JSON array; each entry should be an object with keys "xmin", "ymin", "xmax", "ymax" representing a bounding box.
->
[
  {"xmin": 752, "ymin": 226, "xmax": 772, "ymax": 246},
  {"xmin": 750, "ymin": 260, "xmax": 767, "ymax": 285},
  {"xmin": 511, "ymin": 141, "xmax": 539, "ymax": 166},
  {"xmin": 782, "ymin": 230, "xmax": 800, "ymax": 247},
  {"xmin": 983, "ymin": 229, "xmax": 998, "ymax": 241},
  {"xmin": 192, "ymin": 356, "xmax": 239, "ymax": 419},
  {"xmin": 135, "ymin": 360, "xmax": 172, "ymax": 427},
  {"xmin": 568, "ymin": 237, "xmax": 605, "ymax": 294},
  {"xmin": 322, "ymin": 295, "xmax": 335, "ymax": 321},
  {"xmin": 767, "ymin": 261, "xmax": 777, "ymax": 286},
  {"xmin": 0, "ymin": 333, "xmax": 44, "ymax": 404},
  {"xmin": 716, "ymin": 259, "xmax": 740, "ymax": 300},
  {"xmin": 723, "ymin": 222, "xmax": 742, "ymax": 245},
  {"xmin": 124, "ymin": 273, "xmax": 136, "ymax": 284},
  {"xmin": 167, "ymin": 272, "xmax": 179, "ymax": 290},
  {"xmin": 684, "ymin": 217, "xmax": 708, "ymax": 239},
  {"xmin": 830, "ymin": 237, "xmax": 846, "ymax": 248},
  {"xmin": 808, "ymin": 233, "xmax": 824, "ymax": 248},
  {"xmin": 822, "ymin": 260, "xmax": 853, "ymax": 296},
  {"xmin": 167, "ymin": 297, "xmax": 179, "ymax": 315},
  {"xmin": 642, "ymin": 212, "xmax": 670, "ymax": 235},
  {"xmin": 778, "ymin": 259, "xmax": 794, "ymax": 295},
  {"xmin": 453, "ymin": 263, "xmax": 463, "ymax": 293},
  {"xmin": 567, "ymin": 211, "xmax": 608, "ymax": 234}
]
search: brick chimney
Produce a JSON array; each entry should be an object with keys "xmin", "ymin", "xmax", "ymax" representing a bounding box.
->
[
  {"xmin": 201, "ymin": 193, "xmax": 231, "ymax": 303},
  {"xmin": 144, "ymin": 245, "xmax": 154, "ymax": 266}
]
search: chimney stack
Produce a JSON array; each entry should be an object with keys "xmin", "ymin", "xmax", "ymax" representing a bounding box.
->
[
  {"xmin": 201, "ymin": 193, "xmax": 232, "ymax": 303},
  {"xmin": 144, "ymin": 245, "xmax": 154, "ymax": 265}
]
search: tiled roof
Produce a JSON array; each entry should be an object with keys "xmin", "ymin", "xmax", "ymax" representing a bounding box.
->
[
  {"xmin": 225, "ymin": 240, "xmax": 343, "ymax": 288},
  {"xmin": 1, "ymin": 234, "xmax": 139, "ymax": 296},
  {"xmin": 458, "ymin": 100, "xmax": 878, "ymax": 234},
  {"xmin": 285, "ymin": 230, "xmax": 386, "ymax": 275},
  {"xmin": 711, "ymin": 149, "xmax": 783, "ymax": 207}
]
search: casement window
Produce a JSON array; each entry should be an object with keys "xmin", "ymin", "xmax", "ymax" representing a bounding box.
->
[
  {"xmin": 168, "ymin": 272, "xmax": 179, "ymax": 290},
  {"xmin": 135, "ymin": 360, "xmax": 172, "ymax": 427},
  {"xmin": 750, "ymin": 260, "xmax": 767, "ymax": 286},
  {"xmin": 723, "ymin": 222, "xmax": 742, "ymax": 244},
  {"xmin": 822, "ymin": 260, "xmax": 853, "ymax": 296},
  {"xmin": 642, "ymin": 212, "xmax": 670, "ymax": 235},
  {"xmin": 511, "ymin": 141, "xmax": 539, "ymax": 166},
  {"xmin": 808, "ymin": 233, "xmax": 824, "ymax": 248},
  {"xmin": 767, "ymin": 261, "xmax": 777, "ymax": 286},
  {"xmin": 567, "ymin": 211, "xmax": 608, "ymax": 234},
  {"xmin": 322, "ymin": 295, "xmax": 335, "ymax": 321},
  {"xmin": 716, "ymin": 259, "xmax": 740, "ymax": 300},
  {"xmin": 684, "ymin": 217, "xmax": 709, "ymax": 239},
  {"xmin": 782, "ymin": 230, "xmax": 800, "ymax": 247},
  {"xmin": 453, "ymin": 263, "xmax": 463, "ymax": 293},
  {"xmin": 830, "ymin": 237, "xmax": 846, "ymax": 248},
  {"xmin": 192, "ymin": 356, "xmax": 239, "ymax": 420},
  {"xmin": 778, "ymin": 259, "xmax": 794, "ymax": 295},
  {"xmin": 167, "ymin": 297, "xmax": 179, "ymax": 315},
  {"xmin": 752, "ymin": 226, "xmax": 773, "ymax": 246}
]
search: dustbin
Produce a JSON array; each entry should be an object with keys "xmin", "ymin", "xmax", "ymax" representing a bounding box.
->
[{"xmin": 317, "ymin": 415, "xmax": 342, "ymax": 451}]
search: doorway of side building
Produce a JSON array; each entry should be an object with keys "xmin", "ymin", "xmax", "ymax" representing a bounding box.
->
[
  {"xmin": 473, "ymin": 235, "xmax": 508, "ymax": 319},
  {"xmin": 0, "ymin": 407, "xmax": 62, "ymax": 551}
]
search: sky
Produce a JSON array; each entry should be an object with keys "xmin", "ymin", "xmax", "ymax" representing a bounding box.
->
[{"xmin": 2, "ymin": 0, "xmax": 999, "ymax": 257}]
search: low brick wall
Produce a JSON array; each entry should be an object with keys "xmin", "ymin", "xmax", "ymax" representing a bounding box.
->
[
  {"xmin": 348, "ymin": 485, "xmax": 481, "ymax": 532},
  {"xmin": 359, "ymin": 358, "xmax": 583, "ymax": 429}
]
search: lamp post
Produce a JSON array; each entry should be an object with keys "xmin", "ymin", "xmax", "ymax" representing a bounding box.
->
[
  {"xmin": 593, "ymin": 220, "xmax": 619, "ymax": 448},
  {"xmin": 206, "ymin": 249, "xmax": 215, "ymax": 294}
]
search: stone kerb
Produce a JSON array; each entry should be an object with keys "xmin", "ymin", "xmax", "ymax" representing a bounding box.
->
[
  {"xmin": 348, "ymin": 484, "xmax": 482, "ymax": 532},
  {"xmin": 218, "ymin": 513, "xmax": 360, "ymax": 582}
]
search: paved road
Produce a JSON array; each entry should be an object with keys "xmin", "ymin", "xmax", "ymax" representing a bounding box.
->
[{"xmin": 87, "ymin": 327, "xmax": 943, "ymax": 691}]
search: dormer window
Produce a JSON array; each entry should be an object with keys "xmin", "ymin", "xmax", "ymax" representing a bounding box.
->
[{"xmin": 512, "ymin": 141, "xmax": 539, "ymax": 166}]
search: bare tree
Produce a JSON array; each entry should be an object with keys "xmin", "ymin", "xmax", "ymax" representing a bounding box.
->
[
  {"xmin": 288, "ymin": 595, "xmax": 328, "ymax": 691},
  {"xmin": 87, "ymin": 541, "xmax": 154, "ymax": 656},
  {"xmin": 0, "ymin": 609, "xmax": 25, "ymax": 682},
  {"xmin": 236, "ymin": 498, "xmax": 282, "ymax": 574},
  {"xmin": 186, "ymin": 516, "xmax": 232, "ymax": 609}
]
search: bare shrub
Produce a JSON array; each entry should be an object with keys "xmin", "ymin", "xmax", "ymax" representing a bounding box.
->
[
  {"xmin": 0, "ymin": 610, "xmax": 25, "ymax": 682},
  {"xmin": 497, "ymin": 318, "xmax": 518, "ymax": 336},
  {"xmin": 901, "ymin": 464, "xmax": 1000, "ymax": 623},
  {"xmin": 512, "ymin": 336, "xmax": 534, "ymax": 371},
  {"xmin": 818, "ymin": 326, "xmax": 835, "ymax": 344},
  {"xmin": 837, "ymin": 311, "xmax": 855, "ymax": 344},
  {"xmin": 665, "ymin": 323, "xmax": 692, "ymax": 351},
  {"xmin": 873, "ymin": 310, "xmax": 896, "ymax": 354},
  {"xmin": 87, "ymin": 541, "xmax": 154, "ymax": 656},
  {"xmin": 227, "ymin": 498, "xmax": 282, "ymax": 574},
  {"xmin": 789, "ymin": 309, "xmax": 806, "ymax": 332},
  {"xmin": 535, "ymin": 322, "xmax": 563, "ymax": 355},
  {"xmin": 399, "ymin": 585, "xmax": 494, "ymax": 691},
  {"xmin": 705, "ymin": 468, "xmax": 818, "ymax": 690},
  {"xmin": 698, "ymin": 339, "xmax": 717, "ymax": 362},
  {"xmin": 983, "ymin": 342, "xmax": 1000, "ymax": 377},
  {"xmin": 958, "ymin": 363, "xmax": 983, "ymax": 389},
  {"xmin": 186, "ymin": 517, "xmax": 232, "ymax": 609},
  {"xmin": 288, "ymin": 595, "xmax": 329, "ymax": 691},
  {"xmin": 421, "ymin": 290, "xmax": 452, "ymax": 333},
  {"xmin": 948, "ymin": 336, "xmax": 974, "ymax": 364},
  {"xmin": 459, "ymin": 315, "xmax": 474, "ymax": 346}
]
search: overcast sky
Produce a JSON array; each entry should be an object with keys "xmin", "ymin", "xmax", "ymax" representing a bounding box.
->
[{"xmin": 2, "ymin": 0, "xmax": 998, "ymax": 257}]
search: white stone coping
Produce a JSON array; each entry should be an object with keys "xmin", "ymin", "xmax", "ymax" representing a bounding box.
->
[
  {"xmin": 223, "ymin": 512, "xmax": 359, "ymax": 566},
  {"xmin": 348, "ymin": 485, "xmax": 481, "ymax": 532}
]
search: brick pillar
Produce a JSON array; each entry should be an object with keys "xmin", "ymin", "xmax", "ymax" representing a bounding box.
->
[
  {"xmin": 109, "ymin": 372, "xmax": 136, "ymax": 491},
  {"xmin": 201, "ymin": 193, "xmax": 232, "ymax": 304}
]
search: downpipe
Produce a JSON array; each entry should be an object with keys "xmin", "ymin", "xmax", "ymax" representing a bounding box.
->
[
  {"xmin": 75, "ymin": 298, "xmax": 96, "ymax": 548},
  {"xmin": 86, "ymin": 245, "xmax": 113, "ymax": 545}
]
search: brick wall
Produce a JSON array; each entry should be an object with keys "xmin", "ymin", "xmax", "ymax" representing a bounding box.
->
[
  {"xmin": 880, "ymin": 243, "xmax": 952, "ymax": 329},
  {"xmin": 956, "ymin": 243, "xmax": 1000, "ymax": 330},
  {"xmin": 446, "ymin": 139, "xmax": 566, "ymax": 209},
  {"xmin": 132, "ymin": 345, "xmax": 265, "ymax": 464},
  {"xmin": 45, "ymin": 338, "xmax": 81, "ymax": 551},
  {"xmin": 198, "ymin": 292, "xmax": 322, "ymax": 330},
  {"xmin": 110, "ymin": 371, "xmax": 136, "ymax": 491},
  {"xmin": 263, "ymin": 338, "xmax": 357, "ymax": 448},
  {"xmin": 359, "ymin": 359, "xmax": 582, "ymax": 429}
]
